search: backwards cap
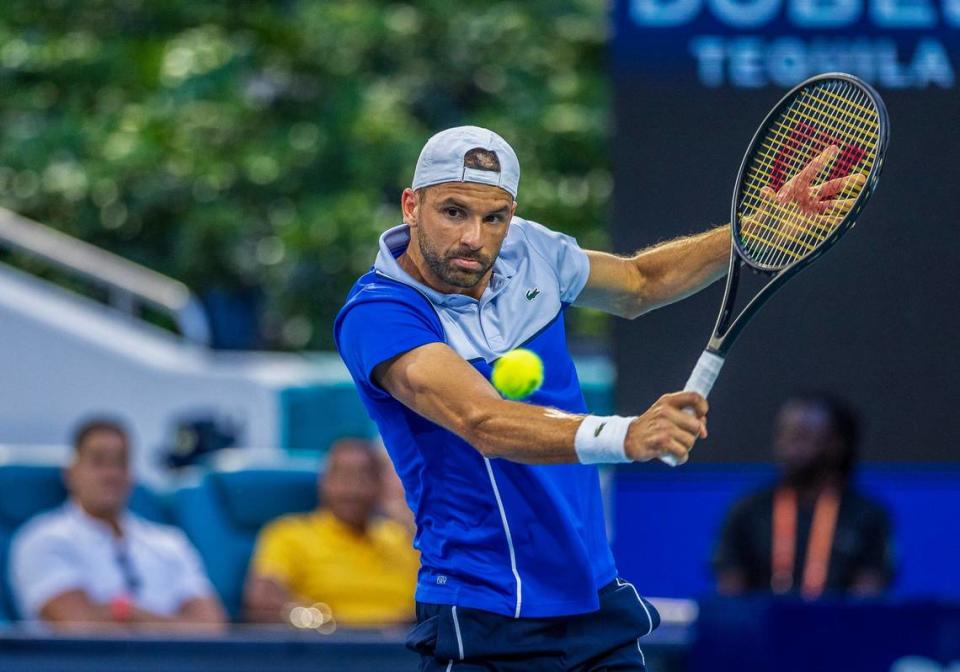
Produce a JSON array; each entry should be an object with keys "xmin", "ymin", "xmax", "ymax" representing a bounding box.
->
[{"xmin": 412, "ymin": 126, "xmax": 520, "ymax": 199}]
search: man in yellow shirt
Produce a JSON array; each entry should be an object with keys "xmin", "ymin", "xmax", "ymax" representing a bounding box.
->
[{"xmin": 244, "ymin": 438, "xmax": 419, "ymax": 628}]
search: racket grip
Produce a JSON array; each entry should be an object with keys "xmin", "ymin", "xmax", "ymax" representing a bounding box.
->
[
  {"xmin": 660, "ymin": 350, "xmax": 725, "ymax": 467},
  {"xmin": 682, "ymin": 350, "xmax": 725, "ymax": 399}
]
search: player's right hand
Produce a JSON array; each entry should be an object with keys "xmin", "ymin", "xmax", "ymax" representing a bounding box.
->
[{"xmin": 624, "ymin": 392, "xmax": 708, "ymax": 465}]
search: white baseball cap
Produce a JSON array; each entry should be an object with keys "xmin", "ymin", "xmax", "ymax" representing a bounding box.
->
[{"xmin": 411, "ymin": 126, "xmax": 520, "ymax": 199}]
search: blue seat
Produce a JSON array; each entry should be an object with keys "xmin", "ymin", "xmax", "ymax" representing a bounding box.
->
[
  {"xmin": 171, "ymin": 468, "xmax": 318, "ymax": 621},
  {"xmin": 279, "ymin": 383, "xmax": 377, "ymax": 453},
  {"xmin": 0, "ymin": 464, "xmax": 67, "ymax": 622},
  {"xmin": 0, "ymin": 462, "xmax": 170, "ymax": 622}
]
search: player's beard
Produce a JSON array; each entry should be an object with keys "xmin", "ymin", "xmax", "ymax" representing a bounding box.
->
[{"xmin": 417, "ymin": 229, "xmax": 496, "ymax": 289}]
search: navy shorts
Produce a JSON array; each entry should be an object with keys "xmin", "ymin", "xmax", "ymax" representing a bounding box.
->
[{"xmin": 406, "ymin": 578, "xmax": 660, "ymax": 672}]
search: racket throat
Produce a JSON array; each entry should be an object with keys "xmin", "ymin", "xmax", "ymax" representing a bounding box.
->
[
  {"xmin": 708, "ymin": 257, "xmax": 777, "ymax": 355},
  {"xmin": 708, "ymin": 247, "xmax": 742, "ymax": 352}
]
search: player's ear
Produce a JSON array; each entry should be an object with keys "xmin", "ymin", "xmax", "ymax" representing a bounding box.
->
[{"xmin": 401, "ymin": 188, "xmax": 419, "ymax": 227}]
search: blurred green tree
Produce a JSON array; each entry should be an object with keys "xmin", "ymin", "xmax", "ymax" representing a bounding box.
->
[{"xmin": 0, "ymin": 0, "xmax": 610, "ymax": 349}]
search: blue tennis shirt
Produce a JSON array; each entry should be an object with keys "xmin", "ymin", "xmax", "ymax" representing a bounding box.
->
[{"xmin": 334, "ymin": 218, "xmax": 618, "ymax": 618}]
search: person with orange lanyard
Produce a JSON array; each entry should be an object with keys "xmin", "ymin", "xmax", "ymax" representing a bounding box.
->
[{"xmin": 713, "ymin": 393, "xmax": 895, "ymax": 598}]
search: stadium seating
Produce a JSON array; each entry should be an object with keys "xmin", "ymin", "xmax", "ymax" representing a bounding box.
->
[
  {"xmin": 279, "ymin": 383, "xmax": 377, "ymax": 453},
  {"xmin": 5, "ymin": 448, "xmax": 953, "ymax": 626},
  {"xmin": 0, "ymin": 445, "xmax": 320, "ymax": 623},
  {"xmin": 170, "ymin": 466, "xmax": 318, "ymax": 620},
  {"xmin": 0, "ymin": 464, "xmax": 67, "ymax": 621}
]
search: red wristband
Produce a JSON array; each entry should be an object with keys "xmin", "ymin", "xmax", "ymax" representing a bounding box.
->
[{"xmin": 110, "ymin": 595, "xmax": 134, "ymax": 622}]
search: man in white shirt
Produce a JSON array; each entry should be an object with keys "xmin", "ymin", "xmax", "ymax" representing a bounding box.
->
[{"xmin": 10, "ymin": 418, "xmax": 226, "ymax": 631}]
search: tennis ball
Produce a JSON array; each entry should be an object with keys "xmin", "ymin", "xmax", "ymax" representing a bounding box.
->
[{"xmin": 491, "ymin": 349, "xmax": 544, "ymax": 400}]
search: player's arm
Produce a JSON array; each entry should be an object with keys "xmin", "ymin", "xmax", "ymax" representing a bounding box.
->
[
  {"xmin": 575, "ymin": 225, "xmax": 730, "ymax": 318},
  {"xmin": 375, "ymin": 342, "xmax": 707, "ymax": 465}
]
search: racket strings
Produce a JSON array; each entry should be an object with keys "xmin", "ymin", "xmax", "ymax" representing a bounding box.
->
[
  {"xmin": 736, "ymin": 79, "xmax": 880, "ymax": 270},
  {"xmin": 740, "ymin": 82, "xmax": 877, "ymax": 267},
  {"xmin": 744, "ymin": 84, "xmax": 875, "ymax": 266},
  {"xmin": 762, "ymin": 83, "xmax": 877, "ymax": 268},
  {"xmin": 753, "ymin": 86, "xmax": 871, "ymax": 268},
  {"xmin": 743, "ymin": 84, "xmax": 877, "ymax": 210}
]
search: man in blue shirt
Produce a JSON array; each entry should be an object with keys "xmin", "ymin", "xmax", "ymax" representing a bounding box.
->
[{"xmin": 335, "ymin": 126, "xmax": 728, "ymax": 671}]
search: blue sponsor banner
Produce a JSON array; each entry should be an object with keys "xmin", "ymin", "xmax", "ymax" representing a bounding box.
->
[
  {"xmin": 690, "ymin": 598, "xmax": 960, "ymax": 672},
  {"xmin": 613, "ymin": 0, "xmax": 959, "ymax": 88}
]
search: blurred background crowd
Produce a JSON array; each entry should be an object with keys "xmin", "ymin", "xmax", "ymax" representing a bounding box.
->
[{"xmin": 0, "ymin": 1, "xmax": 956, "ymax": 671}]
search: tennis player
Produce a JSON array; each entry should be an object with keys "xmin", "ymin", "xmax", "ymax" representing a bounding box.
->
[{"xmin": 334, "ymin": 126, "xmax": 729, "ymax": 671}]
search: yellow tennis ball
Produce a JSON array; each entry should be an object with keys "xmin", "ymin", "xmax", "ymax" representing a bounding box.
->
[{"xmin": 491, "ymin": 349, "xmax": 544, "ymax": 400}]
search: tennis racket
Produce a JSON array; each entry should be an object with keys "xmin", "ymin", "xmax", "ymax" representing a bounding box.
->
[{"xmin": 662, "ymin": 72, "xmax": 889, "ymax": 466}]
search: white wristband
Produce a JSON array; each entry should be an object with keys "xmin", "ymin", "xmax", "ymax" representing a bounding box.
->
[{"xmin": 574, "ymin": 415, "xmax": 635, "ymax": 464}]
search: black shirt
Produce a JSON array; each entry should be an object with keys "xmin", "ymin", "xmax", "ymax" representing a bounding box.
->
[{"xmin": 713, "ymin": 484, "xmax": 894, "ymax": 594}]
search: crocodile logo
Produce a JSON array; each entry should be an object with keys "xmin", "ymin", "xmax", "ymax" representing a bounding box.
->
[{"xmin": 525, "ymin": 288, "xmax": 541, "ymax": 301}]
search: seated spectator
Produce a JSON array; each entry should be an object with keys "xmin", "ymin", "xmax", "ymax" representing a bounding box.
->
[
  {"xmin": 10, "ymin": 418, "xmax": 226, "ymax": 631},
  {"xmin": 713, "ymin": 393, "xmax": 894, "ymax": 598},
  {"xmin": 244, "ymin": 438, "xmax": 419, "ymax": 628}
]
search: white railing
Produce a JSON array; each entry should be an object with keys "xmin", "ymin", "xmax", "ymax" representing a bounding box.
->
[{"xmin": 0, "ymin": 207, "xmax": 210, "ymax": 345}]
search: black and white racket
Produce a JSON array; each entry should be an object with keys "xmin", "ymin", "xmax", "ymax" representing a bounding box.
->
[{"xmin": 663, "ymin": 72, "xmax": 890, "ymax": 466}]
